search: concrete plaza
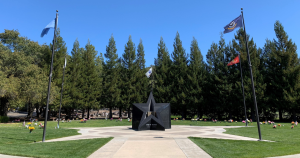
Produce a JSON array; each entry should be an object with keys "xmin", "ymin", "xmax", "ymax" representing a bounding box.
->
[{"xmin": 1, "ymin": 125, "xmax": 300, "ymax": 158}]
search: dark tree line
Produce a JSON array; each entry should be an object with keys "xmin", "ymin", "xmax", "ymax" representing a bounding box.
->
[{"xmin": 0, "ymin": 21, "xmax": 299, "ymax": 121}]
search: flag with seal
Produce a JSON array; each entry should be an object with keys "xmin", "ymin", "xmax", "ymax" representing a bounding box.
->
[{"xmin": 223, "ymin": 15, "xmax": 243, "ymax": 34}]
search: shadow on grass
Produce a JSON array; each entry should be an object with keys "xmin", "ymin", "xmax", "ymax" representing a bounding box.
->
[{"xmin": 0, "ymin": 137, "xmax": 36, "ymax": 142}]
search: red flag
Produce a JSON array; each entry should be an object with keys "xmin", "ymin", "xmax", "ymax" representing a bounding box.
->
[{"xmin": 227, "ymin": 56, "xmax": 240, "ymax": 66}]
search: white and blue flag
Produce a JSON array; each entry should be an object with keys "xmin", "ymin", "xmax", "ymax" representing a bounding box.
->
[
  {"xmin": 41, "ymin": 18, "xmax": 57, "ymax": 37},
  {"xmin": 64, "ymin": 57, "xmax": 67, "ymax": 68},
  {"xmin": 145, "ymin": 67, "xmax": 152, "ymax": 78}
]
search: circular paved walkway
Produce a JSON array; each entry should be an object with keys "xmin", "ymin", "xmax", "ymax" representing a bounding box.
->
[
  {"xmin": 2, "ymin": 125, "xmax": 300, "ymax": 158},
  {"xmin": 45, "ymin": 125, "xmax": 262, "ymax": 158}
]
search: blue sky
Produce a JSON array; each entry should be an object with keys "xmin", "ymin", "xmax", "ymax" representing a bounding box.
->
[{"xmin": 1, "ymin": 0, "xmax": 299, "ymax": 67}]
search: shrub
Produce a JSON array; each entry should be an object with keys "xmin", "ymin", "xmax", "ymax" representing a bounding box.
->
[{"xmin": 0, "ymin": 116, "xmax": 9, "ymax": 123}]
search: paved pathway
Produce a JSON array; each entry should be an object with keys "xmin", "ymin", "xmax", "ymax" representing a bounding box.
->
[
  {"xmin": 45, "ymin": 125, "xmax": 264, "ymax": 158},
  {"xmin": 45, "ymin": 125, "xmax": 262, "ymax": 142},
  {"xmin": 0, "ymin": 154, "xmax": 31, "ymax": 158},
  {"xmin": 2, "ymin": 125, "xmax": 300, "ymax": 158}
]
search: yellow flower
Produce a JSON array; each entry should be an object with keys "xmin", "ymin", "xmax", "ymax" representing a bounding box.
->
[{"xmin": 27, "ymin": 123, "xmax": 31, "ymax": 124}]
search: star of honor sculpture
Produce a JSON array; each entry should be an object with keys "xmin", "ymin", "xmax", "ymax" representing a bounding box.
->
[{"xmin": 132, "ymin": 92, "xmax": 171, "ymax": 131}]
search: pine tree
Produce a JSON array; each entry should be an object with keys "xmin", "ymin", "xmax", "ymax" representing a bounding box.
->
[
  {"xmin": 263, "ymin": 21, "xmax": 300, "ymax": 121},
  {"xmin": 224, "ymin": 42, "xmax": 243, "ymax": 120},
  {"xmin": 232, "ymin": 28, "xmax": 266, "ymax": 121},
  {"xmin": 187, "ymin": 37, "xmax": 205, "ymax": 118},
  {"xmin": 135, "ymin": 39, "xmax": 148, "ymax": 103},
  {"xmin": 66, "ymin": 39, "xmax": 84, "ymax": 118},
  {"xmin": 154, "ymin": 37, "xmax": 172, "ymax": 104},
  {"xmin": 81, "ymin": 40, "xmax": 101, "ymax": 118},
  {"xmin": 103, "ymin": 35, "xmax": 121, "ymax": 118},
  {"xmin": 121, "ymin": 35, "xmax": 137, "ymax": 117},
  {"xmin": 95, "ymin": 53, "xmax": 104, "ymax": 108},
  {"xmin": 170, "ymin": 32, "xmax": 189, "ymax": 118},
  {"xmin": 206, "ymin": 35, "xmax": 233, "ymax": 119}
]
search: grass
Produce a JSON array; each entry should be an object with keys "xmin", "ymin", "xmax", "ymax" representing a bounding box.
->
[
  {"xmin": 0, "ymin": 138, "xmax": 113, "ymax": 158},
  {"xmin": 190, "ymin": 122, "xmax": 300, "ymax": 158},
  {"xmin": 0, "ymin": 122, "xmax": 113, "ymax": 158},
  {"xmin": 33, "ymin": 119, "xmax": 247, "ymax": 128},
  {"xmin": 52, "ymin": 119, "xmax": 132, "ymax": 128},
  {"xmin": 171, "ymin": 120, "xmax": 246, "ymax": 126},
  {"xmin": 2, "ymin": 119, "xmax": 299, "ymax": 157}
]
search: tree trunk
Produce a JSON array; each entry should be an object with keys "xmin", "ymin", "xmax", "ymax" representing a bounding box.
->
[
  {"xmin": 217, "ymin": 113, "xmax": 222, "ymax": 120},
  {"xmin": 119, "ymin": 107, "xmax": 122, "ymax": 118},
  {"xmin": 82, "ymin": 109, "xmax": 85, "ymax": 119},
  {"xmin": 27, "ymin": 102, "xmax": 34, "ymax": 118},
  {"xmin": 109, "ymin": 108, "xmax": 112, "ymax": 119},
  {"xmin": 0, "ymin": 97, "xmax": 8, "ymax": 116},
  {"xmin": 42, "ymin": 107, "xmax": 45, "ymax": 118},
  {"xmin": 181, "ymin": 106, "xmax": 186, "ymax": 119},
  {"xmin": 279, "ymin": 109, "xmax": 283, "ymax": 121},
  {"xmin": 87, "ymin": 107, "xmax": 90, "ymax": 119},
  {"xmin": 292, "ymin": 110, "xmax": 297, "ymax": 122},
  {"xmin": 36, "ymin": 104, "xmax": 40, "ymax": 118},
  {"xmin": 39, "ymin": 106, "xmax": 43, "ymax": 118},
  {"xmin": 228, "ymin": 111, "xmax": 232, "ymax": 120},
  {"xmin": 197, "ymin": 106, "xmax": 203, "ymax": 119},
  {"xmin": 127, "ymin": 108, "xmax": 131, "ymax": 119},
  {"xmin": 251, "ymin": 106, "xmax": 255, "ymax": 121}
]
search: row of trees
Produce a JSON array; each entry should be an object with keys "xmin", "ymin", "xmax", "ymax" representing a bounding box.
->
[{"xmin": 0, "ymin": 21, "xmax": 299, "ymax": 121}]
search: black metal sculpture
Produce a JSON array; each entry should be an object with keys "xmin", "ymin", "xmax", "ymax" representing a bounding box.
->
[{"xmin": 132, "ymin": 92, "xmax": 171, "ymax": 131}]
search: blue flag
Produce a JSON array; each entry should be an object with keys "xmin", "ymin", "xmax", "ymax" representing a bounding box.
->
[
  {"xmin": 41, "ymin": 18, "xmax": 56, "ymax": 37},
  {"xmin": 223, "ymin": 15, "xmax": 243, "ymax": 34}
]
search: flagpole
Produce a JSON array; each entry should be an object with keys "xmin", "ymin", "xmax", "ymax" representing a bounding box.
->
[
  {"xmin": 151, "ymin": 67, "xmax": 153, "ymax": 93},
  {"xmin": 238, "ymin": 54, "xmax": 248, "ymax": 127},
  {"xmin": 42, "ymin": 10, "xmax": 58, "ymax": 142},
  {"xmin": 241, "ymin": 8, "xmax": 262, "ymax": 140},
  {"xmin": 58, "ymin": 55, "xmax": 66, "ymax": 128}
]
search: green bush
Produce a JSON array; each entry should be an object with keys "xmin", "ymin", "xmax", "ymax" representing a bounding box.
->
[{"xmin": 0, "ymin": 116, "xmax": 9, "ymax": 123}]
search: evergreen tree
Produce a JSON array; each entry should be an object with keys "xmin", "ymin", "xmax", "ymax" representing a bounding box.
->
[
  {"xmin": 187, "ymin": 37, "xmax": 205, "ymax": 118},
  {"xmin": 135, "ymin": 39, "xmax": 148, "ymax": 103},
  {"xmin": 121, "ymin": 35, "xmax": 137, "ymax": 117},
  {"xmin": 232, "ymin": 28, "xmax": 266, "ymax": 121},
  {"xmin": 170, "ymin": 32, "xmax": 189, "ymax": 118},
  {"xmin": 154, "ymin": 37, "xmax": 172, "ymax": 104},
  {"xmin": 81, "ymin": 40, "xmax": 101, "ymax": 118},
  {"xmin": 206, "ymin": 35, "xmax": 232, "ymax": 119},
  {"xmin": 263, "ymin": 21, "xmax": 300, "ymax": 121},
  {"xmin": 66, "ymin": 39, "xmax": 84, "ymax": 118},
  {"xmin": 95, "ymin": 53, "xmax": 104, "ymax": 108},
  {"xmin": 103, "ymin": 35, "xmax": 121, "ymax": 118}
]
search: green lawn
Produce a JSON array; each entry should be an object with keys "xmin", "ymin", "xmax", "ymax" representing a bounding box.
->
[
  {"xmin": 54, "ymin": 119, "xmax": 247, "ymax": 127},
  {"xmin": 171, "ymin": 120, "xmax": 246, "ymax": 126},
  {"xmin": 0, "ymin": 122, "xmax": 112, "ymax": 158},
  {"xmin": 190, "ymin": 122, "xmax": 300, "ymax": 158},
  {"xmin": 0, "ymin": 138, "xmax": 113, "ymax": 158},
  {"xmin": 2, "ymin": 119, "xmax": 299, "ymax": 158},
  {"xmin": 43, "ymin": 119, "xmax": 247, "ymax": 128}
]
